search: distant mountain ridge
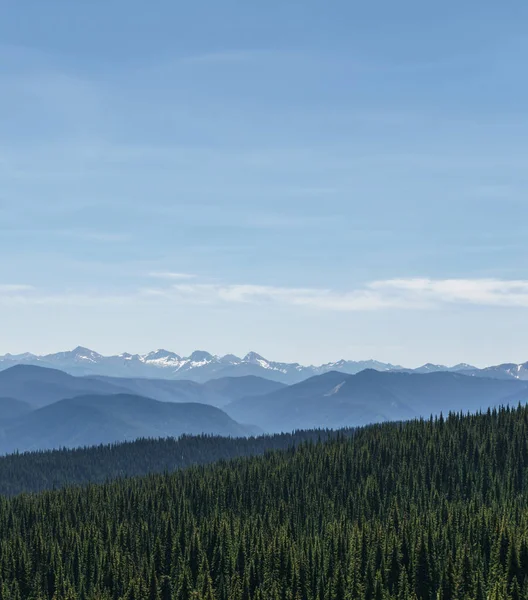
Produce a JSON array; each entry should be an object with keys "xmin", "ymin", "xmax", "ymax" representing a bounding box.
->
[
  {"xmin": 2, "ymin": 363, "xmax": 528, "ymax": 452},
  {"xmin": 0, "ymin": 347, "xmax": 406, "ymax": 383},
  {"xmin": 2, "ymin": 346, "xmax": 510, "ymax": 384},
  {"xmin": 225, "ymin": 369, "xmax": 528, "ymax": 433},
  {"xmin": 0, "ymin": 393, "xmax": 255, "ymax": 454},
  {"xmin": 0, "ymin": 365, "xmax": 270, "ymax": 453},
  {"xmin": 0, "ymin": 365, "xmax": 285, "ymax": 408}
]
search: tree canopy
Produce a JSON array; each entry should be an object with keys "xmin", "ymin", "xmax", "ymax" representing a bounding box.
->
[{"xmin": 0, "ymin": 406, "xmax": 527, "ymax": 599}]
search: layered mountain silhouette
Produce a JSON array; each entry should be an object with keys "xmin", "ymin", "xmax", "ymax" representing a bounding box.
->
[
  {"xmin": 2, "ymin": 346, "xmax": 527, "ymax": 384},
  {"xmin": 89, "ymin": 374, "xmax": 285, "ymax": 407},
  {"xmin": 0, "ymin": 397, "xmax": 33, "ymax": 420},
  {"xmin": 0, "ymin": 365, "xmax": 284, "ymax": 408},
  {"xmin": 0, "ymin": 347, "xmax": 406, "ymax": 383},
  {"xmin": 0, "ymin": 365, "xmax": 130, "ymax": 407},
  {"xmin": 225, "ymin": 369, "xmax": 528, "ymax": 432},
  {"xmin": 0, "ymin": 394, "xmax": 255, "ymax": 454},
  {"xmin": 2, "ymin": 363, "xmax": 528, "ymax": 452},
  {"xmin": 0, "ymin": 365, "xmax": 278, "ymax": 453}
]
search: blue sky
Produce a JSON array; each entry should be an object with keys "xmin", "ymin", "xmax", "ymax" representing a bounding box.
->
[{"xmin": 1, "ymin": 0, "xmax": 528, "ymax": 366}]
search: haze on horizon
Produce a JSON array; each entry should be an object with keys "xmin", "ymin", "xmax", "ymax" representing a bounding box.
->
[{"xmin": 1, "ymin": 0, "xmax": 527, "ymax": 367}]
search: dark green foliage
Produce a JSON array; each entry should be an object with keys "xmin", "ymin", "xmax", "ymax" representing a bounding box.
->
[
  {"xmin": 1, "ymin": 406, "xmax": 528, "ymax": 599},
  {"xmin": 0, "ymin": 430, "xmax": 348, "ymax": 496}
]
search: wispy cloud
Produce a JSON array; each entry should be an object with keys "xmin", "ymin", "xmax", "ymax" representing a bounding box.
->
[
  {"xmin": 145, "ymin": 277, "xmax": 528, "ymax": 311},
  {"xmin": 0, "ymin": 284, "xmax": 34, "ymax": 293},
  {"xmin": 4, "ymin": 278, "xmax": 528, "ymax": 310},
  {"xmin": 149, "ymin": 282, "xmax": 392, "ymax": 310},
  {"xmin": 372, "ymin": 278, "xmax": 528, "ymax": 308},
  {"xmin": 0, "ymin": 286, "xmax": 131, "ymax": 307}
]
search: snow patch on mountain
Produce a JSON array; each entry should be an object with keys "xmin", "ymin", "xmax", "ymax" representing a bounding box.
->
[
  {"xmin": 324, "ymin": 381, "xmax": 346, "ymax": 396},
  {"xmin": 0, "ymin": 347, "xmax": 525, "ymax": 384}
]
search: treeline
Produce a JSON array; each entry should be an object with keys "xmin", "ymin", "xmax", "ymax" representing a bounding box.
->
[
  {"xmin": 0, "ymin": 429, "xmax": 353, "ymax": 496},
  {"xmin": 0, "ymin": 406, "xmax": 528, "ymax": 599}
]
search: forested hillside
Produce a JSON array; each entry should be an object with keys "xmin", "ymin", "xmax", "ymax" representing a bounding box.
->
[
  {"xmin": 0, "ymin": 429, "xmax": 347, "ymax": 496},
  {"xmin": 0, "ymin": 406, "xmax": 527, "ymax": 599}
]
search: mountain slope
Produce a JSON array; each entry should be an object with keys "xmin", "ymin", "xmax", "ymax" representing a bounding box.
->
[
  {"xmin": 0, "ymin": 397, "xmax": 33, "ymax": 420},
  {"xmin": 0, "ymin": 393, "xmax": 254, "ymax": 454},
  {"xmin": 87, "ymin": 374, "xmax": 286, "ymax": 407},
  {"xmin": 461, "ymin": 361, "xmax": 528, "ymax": 381},
  {"xmin": 0, "ymin": 365, "xmax": 284, "ymax": 410},
  {"xmin": 0, "ymin": 365, "xmax": 128, "ymax": 407},
  {"xmin": 201, "ymin": 375, "xmax": 286, "ymax": 404},
  {"xmin": 411, "ymin": 362, "xmax": 475, "ymax": 374},
  {"xmin": 0, "ymin": 407, "xmax": 527, "ymax": 599},
  {"xmin": 0, "ymin": 429, "xmax": 348, "ymax": 496},
  {"xmin": 226, "ymin": 369, "xmax": 528, "ymax": 432},
  {"xmin": 226, "ymin": 370, "xmax": 416, "ymax": 431}
]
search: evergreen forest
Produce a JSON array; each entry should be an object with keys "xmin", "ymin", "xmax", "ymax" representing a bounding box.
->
[
  {"xmin": 0, "ymin": 429, "xmax": 349, "ymax": 496},
  {"xmin": 0, "ymin": 406, "xmax": 527, "ymax": 599}
]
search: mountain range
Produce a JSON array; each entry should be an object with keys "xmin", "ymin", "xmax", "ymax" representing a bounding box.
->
[
  {"xmin": 0, "ymin": 365, "xmax": 278, "ymax": 453},
  {"xmin": 225, "ymin": 369, "xmax": 528, "ymax": 432},
  {"xmin": 2, "ymin": 363, "xmax": 528, "ymax": 452},
  {"xmin": 0, "ymin": 347, "xmax": 402, "ymax": 383},
  {"xmin": 2, "ymin": 346, "xmax": 527, "ymax": 383},
  {"xmin": 0, "ymin": 365, "xmax": 284, "ymax": 409},
  {"xmin": 0, "ymin": 394, "xmax": 253, "ymax": 454}
]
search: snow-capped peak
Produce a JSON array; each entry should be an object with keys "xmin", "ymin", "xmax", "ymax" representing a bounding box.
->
[
  {"xmin": 243, "ymin": 351, "xmax": 266, "ymax": 363},
  {"xmin": 47, "ymin": 347, "xmax": 103, "ymax": 363},
  {"xmin": 0, "ymin": 347, "xmax": 526, "ymax": 384},
  {"xmin": 189, "ymin": 350, "xmax": 215, "ymax": 362},
  {"xmin": 144, "ymin": 349, "xmax": 181, "ymax": 360},
  {"xmin": 72, "ymin": 346, "xmax": 100, "ymax": 357},
  {"xmin": 219, "ymin": 354, "xmax": 242, "ymax": 364},
  {"xmin": 141, "ymin": 349, "xmax": 182, "ymax": 367},
  {"xmin": 417, "ymin": 363, "xmax": 447, "ymax": 372}
]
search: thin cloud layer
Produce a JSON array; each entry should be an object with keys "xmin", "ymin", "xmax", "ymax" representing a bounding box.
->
[
  {"xmin": 3, "ymin": 278, "xmax": 528, "ymax": 310},
  {"xmin": 373, "ymin": 278, "xmax": 528, "ymax": 308},
  {"xmin": 0, "ymin": 284, "xmax": 34, "ymax": 293},
  {"xmin": 156, "ymin": 277, "xmax": 528, "ymax": 311}
]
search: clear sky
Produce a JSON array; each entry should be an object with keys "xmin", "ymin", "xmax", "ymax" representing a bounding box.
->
[{"xmin": 1, "ymin": 0, "xmax": 527, "ymax": 367}]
